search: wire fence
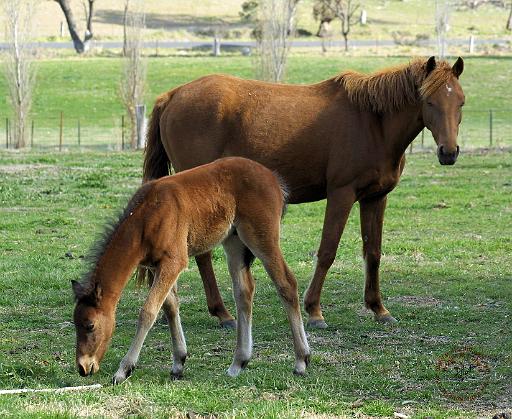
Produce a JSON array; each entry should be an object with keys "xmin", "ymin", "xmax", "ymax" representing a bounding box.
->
[{"xmin": 1, "ymin": 109, "xmax": 511, "ymax": 152}]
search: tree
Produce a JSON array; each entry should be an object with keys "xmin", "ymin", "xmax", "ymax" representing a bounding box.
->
[
  {"xmin": 313, "ymin": 0, "xmax": 360, "ymax": 52},
  {"xmin": 54, "ymin": 0, "xmax": 95, "ymax": 54},
  {"xmin": 256, "ymin": 0, "xmax": 300, "ymax": 82},
  {"xmin": 507, "ymin": 1, "xmax": 512, "ymax": 31},
  {"xmin": 120, "ymin": 0, "xmax": 146, "ymax": 149},
  {"xmin": 3, "ymin": 0, "xmax": 37, "ymax": 149},
  {"xmin": 435, "ymin": 0, "xmax": 450, "ymax": 58}
]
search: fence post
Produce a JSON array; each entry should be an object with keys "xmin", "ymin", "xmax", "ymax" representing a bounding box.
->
[
  {"xmin": 489, "ymin": 109, "xmax": 493, "ymax": 147},
  {"xmin": 77, "ymin": 119, "xmax": 81, "ymax": 147},
  {"xmin": 31, "ymin": 120, "xmax": 34, "ymax": 148},
  {"xmin": 121, "ymin": 115, "xmax": 125, "ymax": 150},
  {"xmin": 59, "ymin": 111, "xmax": 63, "ymax": 151},
  {"xmin": 5, "ymin": 118, "xmax": 8, "ymax": 149},
  {"xmin": 421, "ymin": 129, "xmax": 424, "ymax": 148}
]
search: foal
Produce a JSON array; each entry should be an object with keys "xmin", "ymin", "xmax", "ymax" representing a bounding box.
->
[{"xmin": 72, "ymin": 157, "xmax": 310, "ymax": 383}]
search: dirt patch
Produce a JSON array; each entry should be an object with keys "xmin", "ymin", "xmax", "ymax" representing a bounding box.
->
[
  {"xmin": 0, "ymin": 163, "xmax": 55, "ymax": 173},
  {"xmin": 387, "ymin": 295, "xmax": 443, "ymax": 307}
]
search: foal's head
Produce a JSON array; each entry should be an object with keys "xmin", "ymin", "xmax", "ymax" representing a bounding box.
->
[
  {"xmin": 420, "ymin": 56, "xmax": 465, "ymax": 165},
  {"xmin": 72, "ymin": 281, "xmax": 114, "ymax": 377}
]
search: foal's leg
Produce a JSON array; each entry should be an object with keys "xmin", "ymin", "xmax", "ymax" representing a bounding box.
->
[
  {"xmin": 359, "ymin": 196, "xmax": 396, "ymax": 323},
  {"xmin": 113, "ymin": 257, "xmax": 187, "ymax": 385},
  {"xmin": 260, "ymin": 253, "xmax": 310, "ymax": 375},
  {"xmin": 304, "ymin": 188, "xmax": 355, "ymax": 328},
  {"xmin": 237, "ymin": 225, "xmax": 310, "ymax": 375},
  {"xmin": 196, "ymin": 252, "xmax": 236, "ymax": 329},
  {"xmin": 222, "ymin": 235, "xmax": 255, "ymax": 377},
  {"xmin": 161, "ymin": 283, "xmax": 188, "ymax": 379}
]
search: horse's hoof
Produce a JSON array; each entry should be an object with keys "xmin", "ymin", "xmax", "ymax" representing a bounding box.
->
[
  {"xmin": 220, "ymin": 319, "xmax": 237, "ymax": 329},
  {"xmin": 171, "ymin": 371, "xmax": 184, "ymax": 380},
  {"xmin": 293, "ymin": 368, "xmax": 306, "ymax": 376},
  {"xmin": 375, "ymin": 314, "xmax": 397, "ymax": 324},
  {"xmin": 307, "ymin": 319, "xmax": 328, "ymax": 329}
]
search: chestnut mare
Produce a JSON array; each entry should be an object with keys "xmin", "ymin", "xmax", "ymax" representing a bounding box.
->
[
  {"xmin": 72, "ymin": 157, "xmax": 310, "ymax": 383},
  {"xmin": 143, "ymin": 56, "xmax": 465, "ymax": 329}
]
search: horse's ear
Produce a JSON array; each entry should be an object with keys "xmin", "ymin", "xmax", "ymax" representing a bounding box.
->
[
  {"xmin": 426, "ymin": 56, "xmax": 436, "ymax": 76},
  {"xmin": 452, "ymin": 56, "xmax": 464, "ymax": 78},
  {"xmin": 71, "ymin": 280, "xmax": 83, "ymax": 298}
]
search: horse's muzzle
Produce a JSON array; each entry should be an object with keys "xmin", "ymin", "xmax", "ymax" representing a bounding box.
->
[{"xmin": 437, "ymin": 145, "xmax": 459, "ymax": 165}]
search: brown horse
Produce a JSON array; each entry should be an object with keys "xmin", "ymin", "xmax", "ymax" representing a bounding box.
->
[
  {"xmin": 72, "ymin": 157, "xmax": 310, "ymax": 383},
  {"xmin": 143, "ymin": 56, "xmax": 465, "ymax": 329}
]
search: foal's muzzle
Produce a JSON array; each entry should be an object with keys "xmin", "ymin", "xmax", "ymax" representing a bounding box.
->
[{"xmin": 437, "ymin": 145, "xmax": 460, "ymax": 165}]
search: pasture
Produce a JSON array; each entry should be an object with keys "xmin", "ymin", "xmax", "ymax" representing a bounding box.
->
[
  {"xmin": 1, "ymin": 54, "xmax": 511, "ymax": 150},
  {"xmin": 0, "ymin": 149, "xmax": 510, "ymax": 417}
]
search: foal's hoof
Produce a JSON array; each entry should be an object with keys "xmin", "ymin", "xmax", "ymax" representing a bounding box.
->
[
  {"xmin": 112, "ymin": 365, "xmax": 134, "ymax": 385},
  {"xmin": 220, "ymin": 319, "xmax": 237, "ymax": 330},
  {"xmin": 375, "ymin": 313, "xmax": 397, "ymax": 324},
  {"xmin": 307, "ymin": 318, "xmax": 328, "ymax": 329},
  {"xmin": 171, "ymin": 371, "xmax": 184, "ymax": 380}
]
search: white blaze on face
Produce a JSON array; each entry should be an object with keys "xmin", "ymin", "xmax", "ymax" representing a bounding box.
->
[{"xmin": 446, "ymin": 83, "xmax": 453, "ymax": 96}]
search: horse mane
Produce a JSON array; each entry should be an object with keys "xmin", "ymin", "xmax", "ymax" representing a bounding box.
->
[
  {"xmin": 73, "ymin": 181, "xmax": 155, "ymax": 303},
  {"xmin": 335, "ymin": 58, "xmax": 455, "ymax": 113}
]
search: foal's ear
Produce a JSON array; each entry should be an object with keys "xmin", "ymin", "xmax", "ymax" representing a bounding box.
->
[
  {"xmin": 71, "ymin": 280, "xmax": 83, "ymax": 298},
  {"xmin": 426, "ymin": 56, "xmax": 436, "ymax": 75},
  {"xmin": 452, "ymin": 56, "xmax": 464, "ymax": 78}
]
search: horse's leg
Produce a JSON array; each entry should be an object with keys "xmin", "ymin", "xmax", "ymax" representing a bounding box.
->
[
  {"xmin": 222, "ymin": 235, "xmax": 255, "ymax": 377},
  {"xmin": 196, "ymin": 252, "xmax": 236, "ymax": 329},
  {"xmin": 304, "ymin": 188, "xmax": 355, "ymax": 329},
  {"xmin": 161, "ymin": 283, "xmax": 188, "ymax": 379},
  {"xmin": 360, "ymin": 196, "xmax": 396, "ymax": 324},
  {"xmin": 236, "ymin": 223, "xmax": 310, "ymax": 375},
  {"xmin": 261, "ymin": 252, "xmax": 310, "ymax": 375},
  {"xmin": 113, "ymin": 256, "xmax": 187, "ymax": 385}
]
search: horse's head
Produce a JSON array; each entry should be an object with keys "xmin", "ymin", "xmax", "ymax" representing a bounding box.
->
[
  {"xmin": 72, "ymin": 280, "xmax": 114, "ymax": 377},
  {"xmin": 420, "ymin": 56, "xmax": 465, "ymax": 165}
]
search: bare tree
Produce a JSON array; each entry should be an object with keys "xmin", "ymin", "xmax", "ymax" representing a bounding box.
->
[
  {"xmin": 507, "ymin": 1, "xmax": 512, "ymax": 30},
  {"xmin": 435, "ymin": 0, "xmax": 451, "ymax": 58},
  {"xmin": 120, "ymin": 0, "xmax": 146, "ymax": 149},
  {"xmin": 3, "ymin": 0, "xmax": 37, "ymax": 149},
  {"xmin": 54, "ymin": 0, "xmax": 95, "ymax": 54},
  {"xmin": 256, "ymin": 0, "xmax": 299, "ymax": 82},
  {"xmin": 314, "ymin": 0, "xmax": 360, "ymax": 52}
]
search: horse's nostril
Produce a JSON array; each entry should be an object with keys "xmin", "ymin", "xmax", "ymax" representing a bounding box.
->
[
  {"xmin": 456, "ymin": 145, "xmax": 460, "ymax": 156},
  {"xmin": 78, "ymin": 364, "xmax": 87, "ymax": 377},
  {"xmin": 439, "ymin": 145, "xmax": 444, "ymax": 155}
]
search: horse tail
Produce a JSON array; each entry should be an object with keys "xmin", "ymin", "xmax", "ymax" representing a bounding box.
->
[
  {"xmin": 137, "ymin": 91, "xmax": 176, "ymax": 286},
  {"xmin": 142, "ymin": 90, "xmax": 175, "ymax": 182}
]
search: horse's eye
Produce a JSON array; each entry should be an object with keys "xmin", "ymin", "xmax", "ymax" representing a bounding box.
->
[
  {"xmin": 427, "ymin": 101, "xmax": 433, "ymax": 107},
  {"xmin": 460, "ymin": 102, "xmax": 465, "ymax": 108},
  {"xmin": 84, "ymin": 323, "xmax": 94, "ymax": 332}
]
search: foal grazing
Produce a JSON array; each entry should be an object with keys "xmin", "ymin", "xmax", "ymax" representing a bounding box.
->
[
  {"xmin": 72, "ymin": 157, "xmax": 310, "ymax": 383},
  {"xmin": 143, "ymin": 56, "xmax": 465, "ymax": 328}
]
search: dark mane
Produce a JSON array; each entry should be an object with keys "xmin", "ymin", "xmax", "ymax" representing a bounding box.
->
[
  {"xmin": 73, "ymin": 181, "xmax": 155, "ymax": 303},
  {"xmin": 335, "ymin": 58, "xmax": 455, "ymax": 113}
]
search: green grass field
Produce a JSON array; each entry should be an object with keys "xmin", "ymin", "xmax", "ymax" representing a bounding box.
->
[
  {"xmin": 0, "ymin": 149, "xmax": 510, "ymax": 418},
  {"xmin": 1, "ymin": 54, "xmax": 511, "ymax": 150}
]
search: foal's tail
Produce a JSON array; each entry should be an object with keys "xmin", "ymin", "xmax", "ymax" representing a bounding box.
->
[{"xmin": 142, "ymin": 90, "xmax": 175, "ymax": 182}]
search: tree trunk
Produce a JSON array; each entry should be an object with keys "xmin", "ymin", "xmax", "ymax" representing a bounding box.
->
[
  {"xmin": 343, "ymin": 33, "xmax": 348, "ymax": 51},
  {"xmin": 507, "ymin": 2, "xmax": 512, "ymax": 31},
  {"xmin": 54, "ymin": 0, "xmax": 94, "ymax": 54}
]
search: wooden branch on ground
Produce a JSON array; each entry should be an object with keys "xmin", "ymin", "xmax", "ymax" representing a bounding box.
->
[{"xmin": 0, "ymin": 384, "xmax": 102, "ymax": 395}]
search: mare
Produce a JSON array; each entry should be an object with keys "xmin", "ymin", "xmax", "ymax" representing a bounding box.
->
[
  {"xmin": 142, "ymin": 56, "xmax": 466, "ymax": 329},
  {"xmin": 72, "ymin": 157, "xmax": 310, "ymax": 383}
]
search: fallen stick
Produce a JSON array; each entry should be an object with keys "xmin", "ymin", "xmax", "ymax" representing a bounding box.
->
[{"xmin": 0, "ymin": 383, "xmax": 102, "ymax": 395}]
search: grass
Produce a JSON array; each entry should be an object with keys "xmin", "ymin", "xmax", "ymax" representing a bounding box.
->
[
  {"xmin": 0, "ymin": 149, "xmax": 511, "ymax": 417},
  {"xmin": 15, "ymin": 0, "xmax": 512, "ymax": 42},
  {"xmin": 0, "ymin": 54, "xmax": 511, "ymax": 149}
]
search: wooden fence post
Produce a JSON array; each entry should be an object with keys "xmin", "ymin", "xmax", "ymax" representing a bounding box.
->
[
  {"xmin": 121, "ymin": 115, "xmax": 125, "ymax": 150},
  {"xmin": 489, "ymin": 109, "xmax": 493, "ymax": 147},
  {"xmin": 59, "ymin": 111, "xmax": 63, "ymax": 151}
]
